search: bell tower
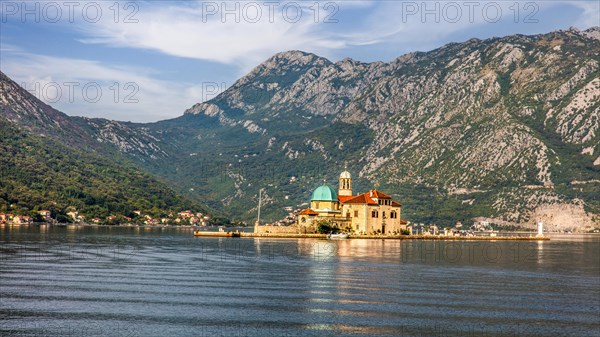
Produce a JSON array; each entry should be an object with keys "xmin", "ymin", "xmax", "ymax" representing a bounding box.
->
[{"xmin": 339, "ymin": 167, "xmax": 352, "ymax": 196}]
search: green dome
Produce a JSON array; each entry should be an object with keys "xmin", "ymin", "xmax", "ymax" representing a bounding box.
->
[{"xmin": 311, "ymin": 184, "xmax": 338, "ymax": 201}]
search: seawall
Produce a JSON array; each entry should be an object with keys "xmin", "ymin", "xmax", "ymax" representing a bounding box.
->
[{"xmin": 191, "ymin": 232, "xmax": 550, "ymax": 240}]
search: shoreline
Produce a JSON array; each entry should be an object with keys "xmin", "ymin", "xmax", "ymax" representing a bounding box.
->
[
  {"xmin": 8, "ymin": 223, "xmax": 600, "ymax": 240},
  {"xmin": 196, "ymin": 232, "xmax": 551, "ymax": 240}
]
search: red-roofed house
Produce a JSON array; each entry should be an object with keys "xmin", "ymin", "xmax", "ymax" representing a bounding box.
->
[
  {"xmin": 178, "ymin": 211, "xmax": 193, "ymax": 218},
  {"xmin": 12, "ymin": 215, "xmax": 32, "ymax": 225},
  {"xmin": 338, "ymin": 189, "xmax": 404, "ymax": 234},
  {"xmin": 39, "ymin": 210, "xmax": 51, "ymax": 218}
]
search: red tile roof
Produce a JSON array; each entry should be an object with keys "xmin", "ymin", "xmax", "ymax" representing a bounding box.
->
[
  {"xmin": 369, "ymin": 190, "xmax": 392, "ymax": 199},
  {"xmin": 340, "ymin": 190, "xmax": 402, "ymax": 207},
  {"xmin": 338, "ymin": 195, "xmax": 356, "ymax": 203},
  {"xmin": 298, "ymin": 208, "xmax": 319, "ymax": 216},
  {"xmin": 341, "ymin": 194, "xmax": 378, "ymax": 205}
]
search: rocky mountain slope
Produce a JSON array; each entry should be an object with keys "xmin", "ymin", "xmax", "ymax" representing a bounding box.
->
[
  {"xmin": 1, "ymin": 27, "xmax": 598, "ymax": 230},
  {"xmin": 0, "ymin": 71, "xmax": 168, "ymax": 160},
  {"xmin": 159, "ymin": 27, "xmax": 600, "ymax": 230}
]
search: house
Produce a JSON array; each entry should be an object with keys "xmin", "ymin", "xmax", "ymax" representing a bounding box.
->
[
  {"xmin": 12, "ymin": 215, "xmax": 32, "ymax": 225},
  {"xmin": 39, "ymin": 210, "xmax": 51, "ymax": 218},
  {"xmin": 67, "ymin": 211, "xmax": 79, "ymax": 222},
  {"xmin": 178, "ymin": 211, "xmax": 193, "ymax": 218}
]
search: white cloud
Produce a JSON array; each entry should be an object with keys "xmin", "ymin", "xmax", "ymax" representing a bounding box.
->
[
  {"xmin": 76, "ymin": 1, "xmax": 350, "ymax": 71},
  {"xmin": 1, "ymin": 50, "xmax": 205, "ymax": 122},
  {"xmin": 2, "ymin": 1, "xmax": 596, "ymax": 122},
  {"xmin": 568, "ymin": 1, "xmax": 600, "ymax": 28},
  {"xmin": 72, "ymin": 0, "xmax": 598, "ymax": 70}
]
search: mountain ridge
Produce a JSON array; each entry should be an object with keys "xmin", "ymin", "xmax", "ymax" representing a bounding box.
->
[{"xmin": 1, "ymin": 27, "xmax": 599, "ymax": 230}]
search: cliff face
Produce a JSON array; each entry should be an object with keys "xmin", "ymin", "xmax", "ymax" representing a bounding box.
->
[{"xmin": 2, "ymin": 27, "xmax": 599, "ymax": 229}]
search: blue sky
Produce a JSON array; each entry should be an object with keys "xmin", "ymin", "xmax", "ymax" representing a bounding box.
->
[{"xmin": 1, "ymin": 0, "xmax": 598, "ymax": 122}]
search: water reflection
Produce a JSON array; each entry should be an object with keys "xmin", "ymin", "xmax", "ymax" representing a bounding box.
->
[
  {"xmin": 536, "ymin": 240, "xmax": 545, "ymax": 265},
  {"xmin": 0, "ymin": 226, "xmax": 598, "ymax": 337}
]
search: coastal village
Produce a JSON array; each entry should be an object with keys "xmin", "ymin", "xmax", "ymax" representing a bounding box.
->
[{"xmin": 0, "ymin": 209, "xmax": 211, "ymax": 226}]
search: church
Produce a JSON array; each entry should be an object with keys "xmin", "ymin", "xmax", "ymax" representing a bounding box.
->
[{"xmin": 297, "ymin": 170, "xmax": 408, "ymax": 235}]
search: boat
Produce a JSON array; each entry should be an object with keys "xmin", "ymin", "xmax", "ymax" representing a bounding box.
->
[{"xmin": 327, "ymin": 233, "xmax": 349, "ymax": 239}]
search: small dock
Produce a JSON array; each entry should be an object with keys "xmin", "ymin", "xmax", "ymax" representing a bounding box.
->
[{"xmin": 193, "ymin": 231, "xmax": 241, "ymax": 237}]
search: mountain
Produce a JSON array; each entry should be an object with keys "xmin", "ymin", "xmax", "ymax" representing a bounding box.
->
[
  {"xmin": 0, "ymin": 72, "xmax": 208, "ymax": 221},
  {"xmin": 0, "ymin": 71, "xmax": 168, "ymax": 160},
  {"xmin": 1, "ymin": 27, "xmax": 599, "ymax": 231},
  {"xmin": 146, "ymin": 27, "xmax": 600, "ymax": 231}
]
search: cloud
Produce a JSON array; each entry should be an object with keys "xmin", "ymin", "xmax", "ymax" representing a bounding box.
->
[
  {"xmin": 72, "ymin": 0, "xmax": 598, "ymax": 68},
  {"xmin": 1, "ymin": 50, "xmax": 207, "ymax": 122},
  {"xmin": 568, "ymin": 1, "xmax": 600, "ymax": 28},
  {"xmin": 2, "ymin": 0, "xmax": 596, "ymax": 123},
  {"xmin": 76, "ymin": 1, "xmax": 350, "ymax": 70}
]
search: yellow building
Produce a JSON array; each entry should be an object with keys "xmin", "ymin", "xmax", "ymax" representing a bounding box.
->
[{"xmin": 297, "ymin": 170, "xmax": 407, "ymax": 234}]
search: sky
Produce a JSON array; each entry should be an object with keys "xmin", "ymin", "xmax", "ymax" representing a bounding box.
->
[{"xmin": 1, "ymin": 0, "xmax": 598, "ymax": 122}]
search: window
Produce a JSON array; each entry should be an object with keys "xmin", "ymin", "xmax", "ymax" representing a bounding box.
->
[
  {"xmin": 371, "ymin": 210, "xmax": 378, "ymax": 218},
  {"xmin": 301, "ymin": 217, "xmax": 306, "ymax": 223},
  {"xmin": 390, "ymin": 211, "xmax": 397, "ymax": 219},
  {"xmin": 346, "ymin": 212, "xmax": 350, "ymax": 218},
  {"xmin": 382, "ymin": 211, "xmax": 386, "ymax": 219},
  {"xmin": 354, "ymin": 210, "xmax": 358, "ymax": 218}
]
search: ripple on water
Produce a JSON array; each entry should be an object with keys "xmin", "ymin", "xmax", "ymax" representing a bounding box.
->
[{"xmin": 1, "ymin": 227, "xmax": 599, "ymax": 337}]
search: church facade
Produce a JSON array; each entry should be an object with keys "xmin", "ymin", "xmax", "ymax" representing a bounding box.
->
[{"xmin": 297, "ymin": 170, "xmax": 408, "ymax": 235}]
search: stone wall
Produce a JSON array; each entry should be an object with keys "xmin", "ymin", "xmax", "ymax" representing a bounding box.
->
[{"xmin": 254, "ymin": 225, "xmax": 300, "ymax": 234}]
